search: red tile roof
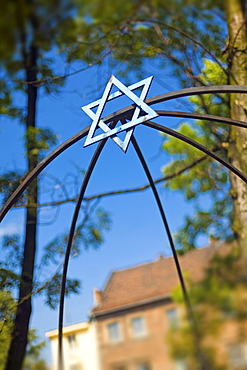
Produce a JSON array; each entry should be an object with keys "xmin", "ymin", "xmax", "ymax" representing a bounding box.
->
[{"xmin": 92, "ymin": 243, "xmax": 231, "ymax": 314}]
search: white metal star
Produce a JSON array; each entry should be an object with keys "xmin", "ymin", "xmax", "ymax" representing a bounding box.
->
[{"xmin": 81, "ymin": 75, "xmax": 158, "ymax": 152}]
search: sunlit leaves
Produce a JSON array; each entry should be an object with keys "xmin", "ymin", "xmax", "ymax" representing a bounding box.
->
[
  {"xmin": 43, "ymin": 273, "xmax": 80, "ymax": 310},
  {"xmin": 0, "ymin": 291, "xmax": 15, "ymax": 370},
  {"xmin": 0, "ymin": 171, "xmax": 25, "ymax": 205},
  {"xmin": 25, "ymin": 127, "xmax": 57, "ymax": 160},
  {"xmin": 161, "ymin": 59, "xmax": 231, "ymax": 252}
]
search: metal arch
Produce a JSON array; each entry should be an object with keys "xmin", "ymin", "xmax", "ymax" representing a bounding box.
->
[
  {"xmin": 130, "ymin": 137, "xmax": 192, "ymax": 315},
  {"xmin": 1, "ymin": 84, "xmax": 247, "ymax": 370},
  {"xmin": 58, "ymin": 138, "xmax": 108, "ymax": 370},
  {"xmin": 1, "ymin": 109, "xmax": 247, "ymax": 223},
  {"xmin": 131, "ymin": 136, "xmax": 205, "ymax": 368},
  {"xmin": 146, "ymin": 85, "xmax": 247, "ymax": 106},
  {"xmin": 2, "ymin": 109, "xmax": 247, "ymax": 225},
  {"xmin": 143, "ymin": 121, "xmax": 247, "ymax": 184},
  {"xmin": 156, "ymin": 111, "xmax": 247, "ymax": 129},
  {"xmin": 58, "ymin": 120, "xmax": 118, "ymax": 370},
  {"xmin": 102, "ymin": 85, "xmax": 247, "ymax": 124},
  {"xmin": 55, "ymin": 110, "xmax": 247, "ymax": 369},
  {"xmin": 2, "ymin": 85, "xmax": 247, "ymax": 222}
]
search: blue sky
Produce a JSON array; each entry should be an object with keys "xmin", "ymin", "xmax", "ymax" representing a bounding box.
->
[{"xmin": 0, "ymin": 60, "xmax": 201, "ymax": 364}]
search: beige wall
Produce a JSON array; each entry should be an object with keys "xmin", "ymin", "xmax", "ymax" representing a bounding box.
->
[
  {"xmin": 95, "ymin": 301, "xmax": 179, "ymax": 370},
  {"xmin": 46, "ymin": 321, "xmax": 101, "ymax": 370}
]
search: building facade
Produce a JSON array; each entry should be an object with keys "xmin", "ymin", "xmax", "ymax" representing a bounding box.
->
[
  {"xmin": 47, "ymin": 243, "xmax": 247, "ymax": 370},
  {"xmin": 46, "ymin": 321, "xmax": 101, "ymax": 370},
  {"xmin": 90, "ymin": 246, "xmax": 226, "ymax": 370}
]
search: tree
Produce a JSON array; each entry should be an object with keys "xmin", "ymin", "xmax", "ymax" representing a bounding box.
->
[
  {"xmin": 78, "ymin": 0, "xmax": 247, "ymax": 256},
  {"xmin": 0, "ymin": 1, "xmax": 111, "ymax": 369},
  {"xmin": 1, "ymin": 0, "xmax": 247, "ymax": 369},
  {"xmin": 22, "ymin": 330, "xmax": 49, "ymax": 370},
  {"xmin": 0, "ymin": 291, "xmax": 49, "ymax": 370}
]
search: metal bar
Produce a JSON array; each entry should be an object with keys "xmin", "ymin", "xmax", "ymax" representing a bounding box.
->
[
  {"xmin": 146, "ymin": 85, "xmax": 247, "ymax": 106},
  {"xmin": 1, "ymin": 83, "xmax": 247, "ymax": 370},
  {"xmin": 143, "ymin": 121, "xmax": 247, "ymax": 184},
  {"xmin": 2, "ymin": 86, "xmax": 247, "ymax": 222},
  {"xmin": 130, "ymin": 136, "xmax": 191, "ymax": 309},
  {"xmin": 58, "ymin": 125, "xmax": 114, "ymax": 370},
  {"xmin": 156, "ymin": 110, "xmax": 247, "ymax": 129},
  {"xmin": 102, "ymin": 86, "xmax": 247, "ymax": 125},
  {"xmin": 131, "ymin": 136, "xmax": 213, "ymax": 370}
]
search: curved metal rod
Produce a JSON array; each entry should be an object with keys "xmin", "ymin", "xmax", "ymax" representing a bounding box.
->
[
  {"xmin": 131, "ymin": 136, "xmax": 205, "ymax": 369},
  {"xmin": 144, "ymin": 121, "xmax": 247, "ymax": 184},
  {"xmin": 131, "ymin": 136, "xmax": 192, "ymax": 312},
  {"xmin": 0, "ymin": 125, "xmax": 91, "ymax": 221},
  {"xmin": 147, "ymin": 85, "xmax": 247, "ymax": 106},
  {"xmin": 58, "ymin": 137, "xmax": 108, "ymax": 370},
  {"xmin": 156, "ymin": 110, "xmax": 247, "ymax": 129},
  {"xmin": 103, "ymin": 85, "xmax": 247, "ymax": 124}
]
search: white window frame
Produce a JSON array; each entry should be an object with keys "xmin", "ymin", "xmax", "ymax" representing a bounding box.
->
[
  {"xmin": 67, "ymin": 334, "xmax": 77, "ymax": 349},
  {"xmin": 166, "ymin": 308, "xmax": 180, "ymax": 328},
  {"xmin": 131, "ymin": 316, "xmax": 147, "ymax": 338},
  {"xmin": 228, "ymin": 343, "xmax": 247, "ymax": 369},
  {"xmin": 108, "ymin": 322, "xmax": 122, "ymax": 343},
  {"xmin": 136, "ymin": 363, "xmax": 150, "ymax": 370}
]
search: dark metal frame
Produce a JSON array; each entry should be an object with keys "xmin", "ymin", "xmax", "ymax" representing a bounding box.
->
[{"xmin": 1, "ymin": 85, "xmax": 247, "ymax": 370}]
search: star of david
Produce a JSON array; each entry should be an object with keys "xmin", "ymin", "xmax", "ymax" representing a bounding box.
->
[{"xmin": 81, "ymin": 75, "xmax": 158, "ymax": 152}]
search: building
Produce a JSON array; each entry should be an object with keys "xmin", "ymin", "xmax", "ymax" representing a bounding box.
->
[
  {"xmin": 90, "ymin": 245, "xmax": 225, "ymax": 370},
  {"xmin": 47, "ymin": 242, "xmax": 247, "ymax": 370},
  {"xmin": 46, "ymin": 321, "xmax": 101, "ymax": 370}
]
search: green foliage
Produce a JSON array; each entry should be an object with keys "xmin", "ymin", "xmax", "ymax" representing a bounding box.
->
[
  {"xmin": 0, "ymin": 235, "xmax": 22, "ymax": 289},
  {"xmin": 161, "ymin": 59, "xmax": 232, "ymax": 252},
  {"xmin": 0, "ymin": 291, "xmax": 48, "ymax": 369},
  {"xmin": 25, "ymin": 127, "xmax": 57, "ymax": 160},
  {"xmin": 52, "ymin": 0, "xmax": 233, "ymax": 252},
  {"xmin": 0, "ymin": 291, "xmax": 15, "ymax": 370},
  {"xmin": 44, "ymin": 273, "xmax": 80, "ymax": 310},
  {"xmin": 47, "ymin": 0, "xmax": 227, "ymax": 83},
  {"xmin": 23, "ymin": 330, "xmax": 49, "ymax": 370},
  {"xmin": 22, "ymin": 360, "xmax": 48, "ymax": 370},
  {"xmin": 0, "ymin": 171, "xmax": 25, "ymax": 205},
  {"xmin": 0, "ymin": 205, "xmax": 111, "ymax": 309},
  {"xmin": 169, "ymin": 247, "xmax": 247, "ymax": 369}
]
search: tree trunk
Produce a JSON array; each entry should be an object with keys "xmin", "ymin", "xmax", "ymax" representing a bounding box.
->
[
  {"xmin": 5, "ymin": 44, "xmax": 38, "ymax": 370},
  {"xmin": 224, "ymin": 0, "xmax": 247, "ymax": 261}
]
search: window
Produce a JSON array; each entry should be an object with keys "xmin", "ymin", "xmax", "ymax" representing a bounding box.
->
[
  {"xmin": 131, "ymin": 317, "xmax": 146, "ymax": 338},
  {"xmin": 70, "ymin": 365, "xmax": 82, "ymax": 370},
  {"xmin": 108, "ymin": 322, "xmax": 122, "ymax": 343},
  {"xmin": 112, "ymin": 366, "xmax": 126, "ymax": 370},
  {"xmin": 136, "ymin": 364, "xmax": 150, "ymax": 370},
  {"xmin": 167, "ymin": 308, "xmax": 179, "ymax": 328},
  {"xmin": 228, "ymin": 343, "xmax": 247, "ymax": 369},
  {"xmin": 67, "ymin": 334, "xmax": 76, "ymax": 349},
  {"xmin": 174, "ymin": 359, "xmax": 187, "ymax": 370}
]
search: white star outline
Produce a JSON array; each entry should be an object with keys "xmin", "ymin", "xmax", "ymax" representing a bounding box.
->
[{"xmin": 81, "ymin": 75, "xmax": 158, "ymax": 152}]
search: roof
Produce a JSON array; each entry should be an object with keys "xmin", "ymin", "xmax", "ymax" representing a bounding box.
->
[
  {"xmin": 46, "ymin": 322, "xmax": 89, "ymax": 339},
  {"xmin": 92, "ymin": 242, "xmax": 231, "ymax": 315}
]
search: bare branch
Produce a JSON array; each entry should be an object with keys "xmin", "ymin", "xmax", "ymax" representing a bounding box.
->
[
  {"xmin": 10, "ymin": 150, "xmax": 219, "ymax": 210},
  {"xmin": 134, "ymin": 18, "xmax": 230, "ymax": 78},
  {"xmin": 11, "ymin": 44, "xmax": 115, "ymax": 87}
]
